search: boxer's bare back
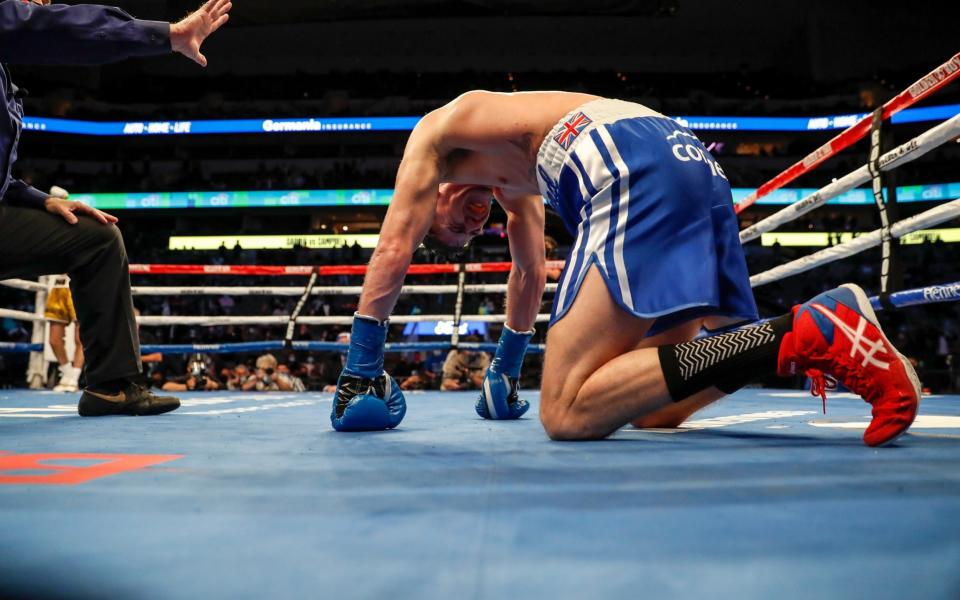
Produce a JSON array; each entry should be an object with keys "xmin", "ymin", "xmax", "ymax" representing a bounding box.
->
[
  {"xmin": 428, "ymin": 90, "xmax": 600, "ymax": 195},
  {"xmin": 359, "ymin": 91, "xmax": 598, "ymax": 321}
]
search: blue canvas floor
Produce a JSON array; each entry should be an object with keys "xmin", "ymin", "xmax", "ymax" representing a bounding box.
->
[{"xmin": 1, "ymin": 388, "xmax": 959, "ymax": 600}]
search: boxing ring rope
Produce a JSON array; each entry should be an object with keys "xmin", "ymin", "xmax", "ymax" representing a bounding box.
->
[
  {"xmin": 4, "ymin": 279, "xmax": 959, "ymax": 355},
  {"xmin": 739, "ymin": 50, "xmax": 960, "ymax": 295},
  {"xmin": 0, "ymin": 308, "xmax": 43, "ymax": 323},
  {"xmin": 127, "ymin": 283, "xmax": 560, "ymax": 297},
  {"xmin": 134, "ymin": 314, "xmax": 553, "ymax": 326},
  {"xmin": 3, "ymin": 185, "xmax": 960, "ymax": 356},
  {"xmin": 4, "ymin": 278, "xmax": 959, "ymax": 356},
  {"xmin": 740, "ymin": 113, "xmax": 960, "ymax": 243},
  {"xmin": 1, "ymin": 260, "xmax": 568, "ymax": 356},
  {"xmin": 0, "ymin": 279, "xmax": 48, "ymax": 293},
  {"xmin": 736, "ymin": 51, "xmax": 960, "ymax": 213},
  {"xmin": 749, "ymin": 199, "xmax": 960, "ymax": 287},
  {"xmin": 125, "ymin": 260, "xmax": 566, "ymax": 276}
]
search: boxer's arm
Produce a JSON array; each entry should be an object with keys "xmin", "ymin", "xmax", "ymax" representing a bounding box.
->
[
  {"xmin": 357, "ymin": 111, "xmax": 444, "ymax": 321},
  {"xmin": 501, "ymin": 195, "xmax": 547, "ymax": 332}
]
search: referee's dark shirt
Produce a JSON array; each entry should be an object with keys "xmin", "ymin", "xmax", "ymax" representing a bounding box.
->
[{"xmin": 0, "ymin": 1, "xmax": 171, "ymax": 208}]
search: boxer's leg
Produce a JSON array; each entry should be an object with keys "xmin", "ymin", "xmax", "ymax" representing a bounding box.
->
[
  {"xmin": 72, "ymin": 324, "xmax": 85, "ymax": 370},
  {"xmin": 48, "ymin": 322, "xmax": 69, "ymax": 366},
  {"xmin": 540, "ymin": 266, "xmax": 667, "ymax": 440},
  {"xmin": 540, "ymin": 266, "xmax": 791, "ymax": 440},
  {"xmin": 627, "ymin": 320, "xmax": 722, "ymax": 429}
]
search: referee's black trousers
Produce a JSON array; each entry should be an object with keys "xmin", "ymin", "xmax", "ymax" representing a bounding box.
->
[{"xmin": 0, "ymin": 205, "xmax": 141, "ymax": 387}]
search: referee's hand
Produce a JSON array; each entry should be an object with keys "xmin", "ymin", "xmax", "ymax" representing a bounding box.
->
[
  {"xmin": 170, "ymin": 0, "xmax": 232, "ymax": 68},
  {"xmin": 44, "ymin": 197, "xmax": 118, "ymax": 226}
]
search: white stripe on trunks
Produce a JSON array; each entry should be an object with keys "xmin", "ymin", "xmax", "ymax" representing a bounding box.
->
[
  {"xmin": 595, "ymin": 127, "xmax": 634, "ymax": 308},
  {"xmin": 557, "ymin": 137, "xmax": 617, "ymax": 313},
  {"xmin": 554, "ymin": 203, "xmax": 588, "ymax": 315}
]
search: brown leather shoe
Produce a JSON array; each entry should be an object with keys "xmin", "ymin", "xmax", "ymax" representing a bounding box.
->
[{"xmin": 78, "ymin": 383, "xmax": 181, "ymax": 417}]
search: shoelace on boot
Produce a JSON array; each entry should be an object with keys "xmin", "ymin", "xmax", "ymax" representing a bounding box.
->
[{"xmin": 805, "ymin": 369, "xmax": 839, "ymax": 414}]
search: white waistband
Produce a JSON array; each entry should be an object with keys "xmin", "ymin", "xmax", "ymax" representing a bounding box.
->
[{"xmin": 536, "ymin": 98, "xmax": 664, "ymax": 189}]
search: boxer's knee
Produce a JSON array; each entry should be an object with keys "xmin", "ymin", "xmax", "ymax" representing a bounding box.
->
[{"xmin": 539, "ymin": 386, "xmax": 608, "ymax": 441}]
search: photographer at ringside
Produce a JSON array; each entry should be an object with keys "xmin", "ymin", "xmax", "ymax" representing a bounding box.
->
[
  {"xmin": 246, "ymin": 354, "xmax": 298, "ymax": 392},
  {"xmin": 160, "ymin": 353, "xmax": 221, "ymax": 392}
]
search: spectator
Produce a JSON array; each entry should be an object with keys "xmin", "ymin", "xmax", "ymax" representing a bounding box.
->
[
  {"xmin": 148, "ymin": 368, "xmax": 170, "ymax": 390},
  {"xmin": 44, "ymin": 274, "xmax": 84, "ymax": 392},
  {"xmin": 227, "ymin": 363, "xmax": 255, "ymax": 390},
  {"xmin": 321, "ymin": 332, "xmax": 350, "ymax": 392},
  {"xmin": 397, "ymin": 353, "xmax": 436, "ymax": 391},
  {"xmin": 441, "ymin": 346, "xmax": 490, "ymax": 391},
  {"xmin": 248, "ymin": 353, "xmax": 295, "ymax": 391},
  {"xmin": 161, "ymin": 353, "xmax": 222, "ymax": 392},
  {"xmin": 277, "ymin": 363, "xmax": 306, "ymax": 392}
]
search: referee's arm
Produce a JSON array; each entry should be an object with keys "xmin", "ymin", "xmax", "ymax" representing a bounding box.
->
[
  {"xmin": 2, "ymin": 178, "xmax": 48, "ymax": 209},
  {"xmin": 0, "ymin": 1, "xmax": 170, "ymax": 64}
]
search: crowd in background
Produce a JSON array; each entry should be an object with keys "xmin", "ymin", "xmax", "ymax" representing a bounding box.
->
[{"xmin": 2, "ymin": 230, "xmax": 959, "ymax": 393}]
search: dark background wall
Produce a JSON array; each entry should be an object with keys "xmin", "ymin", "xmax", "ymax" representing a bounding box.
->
[{"xmin": 27, "ymin": 1, "xmax": 960, "ymax": 89}]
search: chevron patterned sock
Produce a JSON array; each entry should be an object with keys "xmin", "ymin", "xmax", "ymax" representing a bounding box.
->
[{"xmin": 657, "ymin": 314, "xmax": 792, "ymax": 402}]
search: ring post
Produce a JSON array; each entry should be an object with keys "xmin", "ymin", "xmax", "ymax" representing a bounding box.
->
[
  {"xmin": 25, "ymin": 275, "xmax": 50, "ymax": 389},
  {"xmin": 284, "ymin": 267, "xmax": 319, "ymax": 349},
  {"xmin": 867, "ymin": 108, "xmax": 903, "ymax": 309},
  {"xmin": 450, "ymin": 262, "xmax": 466, "ymax": 348}
]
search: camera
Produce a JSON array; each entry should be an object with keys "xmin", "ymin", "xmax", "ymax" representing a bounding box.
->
[{"xmin": 188, "ymin": 354, "xmax": 208, "ymax": 389}]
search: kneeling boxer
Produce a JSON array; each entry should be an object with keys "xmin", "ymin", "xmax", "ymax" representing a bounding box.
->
[{"xmin": 333, "ymin": 91, "xmax": 919, "ymax": 447}]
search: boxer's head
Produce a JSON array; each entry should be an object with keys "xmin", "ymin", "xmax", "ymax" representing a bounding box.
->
[{"xmin": 426, "ymin": 183, "xmax": 493, "ymax": 250}]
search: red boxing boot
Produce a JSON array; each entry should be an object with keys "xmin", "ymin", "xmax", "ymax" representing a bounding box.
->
[{"xmin": 778, "ymin": 284, "xmax": 920, "ymax": 447}]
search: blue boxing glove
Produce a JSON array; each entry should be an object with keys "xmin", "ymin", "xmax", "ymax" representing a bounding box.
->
[
  {"xmin": 476, "ymin": 325, "xmax": 534, "ymax": 420},
  {"xmin": 331, "ymin": 314, "xmax": 407, "ymax": 431}
]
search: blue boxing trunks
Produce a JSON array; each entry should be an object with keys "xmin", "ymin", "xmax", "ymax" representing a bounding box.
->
[{"xmin": 536, "ymin": 98, "xmax": 758, "ymax": 336}]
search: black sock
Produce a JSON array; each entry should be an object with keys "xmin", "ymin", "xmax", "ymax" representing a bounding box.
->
[{"xmin": 657, "ymin": 314, "xmax": 793, "ymax": 402}]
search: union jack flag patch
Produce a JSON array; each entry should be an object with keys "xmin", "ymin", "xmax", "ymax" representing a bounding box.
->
[{"xmin": 553, "ymin": 112, "xmax": 592, "ymax": 150}]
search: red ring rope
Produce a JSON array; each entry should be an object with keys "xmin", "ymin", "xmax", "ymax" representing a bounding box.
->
[
  {"xmin": 736, "ymin": 51, "xmax": 960, "ymax": 214},
  {"xmin": 128, "ymin": 260, "xmax": 567, "ymax": 276}
]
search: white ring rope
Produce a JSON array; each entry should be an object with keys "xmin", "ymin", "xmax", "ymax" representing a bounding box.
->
[
  {"xmin": 126, "ymin": 283, "xmax": 559, "ymax": 296},
  {"xmin": 750, "ymin": 198, "xmax": 960, "ymax": 288},
  {"xmin": 0, "ymin": 308, "xmax": 551, "ymax": 327},
  {"xmin": 740, "ymin": 113, "xmax": 960, "ymax": 243},
  {"xmin": 135, "ymin": 313, "xmax": 552, "ymax": 326},
  {"xmin": 0, "ymin": 308, "xmax": 44, "ymax": 323},
  {"xmin": 0, "ymin": 279, "xmax": 47, "ymax": 293}
]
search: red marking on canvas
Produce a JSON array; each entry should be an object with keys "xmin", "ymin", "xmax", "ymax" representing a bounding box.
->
[{"xmin": 0, "ymin": 452, "xmax": 183, "ymax": 485}]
